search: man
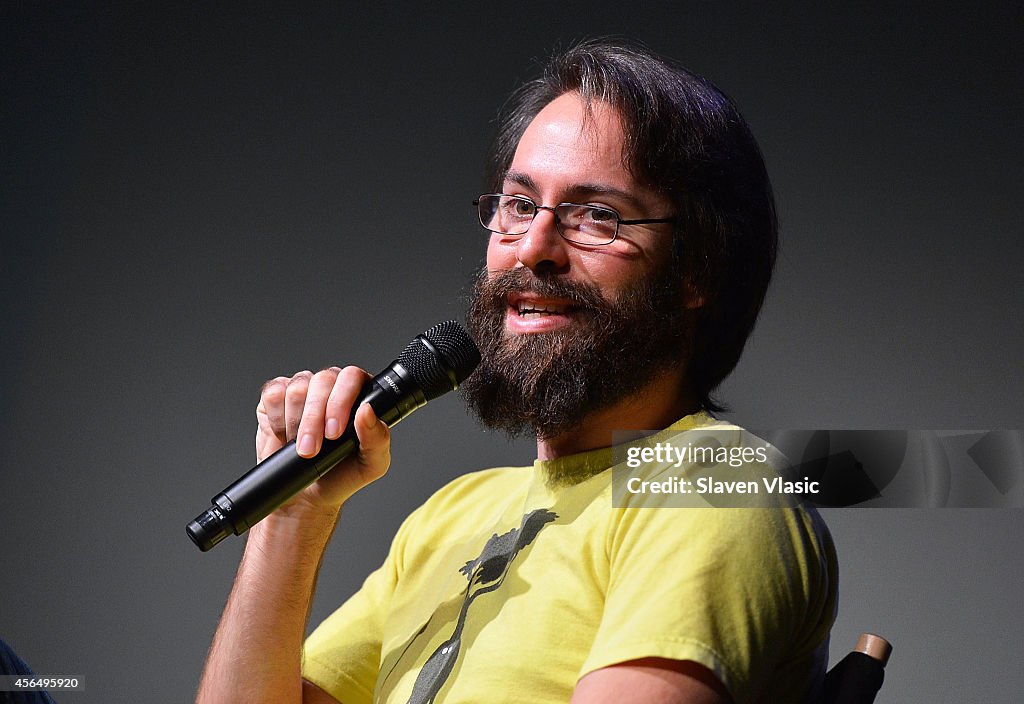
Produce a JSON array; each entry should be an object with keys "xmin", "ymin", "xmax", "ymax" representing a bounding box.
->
[{"xmin": 197, "ymin": 40, "xmax": 836, "ymax": 704}]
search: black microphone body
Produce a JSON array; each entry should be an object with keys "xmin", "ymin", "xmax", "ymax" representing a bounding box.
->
[{"xmin": 187, "ymin": 321, "xmax": 479, "ymax": 552}]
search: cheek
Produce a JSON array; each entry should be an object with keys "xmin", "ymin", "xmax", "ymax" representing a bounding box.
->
[
  {"xmin": 486, "ymin": 236, "xmax": 517, "ymax": 271},
  {"xmin": 572, "ymin": 248, "xmax": 639, "ymax": 285}
]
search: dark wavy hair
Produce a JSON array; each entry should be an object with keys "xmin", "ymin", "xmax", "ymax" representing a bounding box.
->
[{"xmin": 486, "ymin": 39, "xmax": 777, "ymax": 412}]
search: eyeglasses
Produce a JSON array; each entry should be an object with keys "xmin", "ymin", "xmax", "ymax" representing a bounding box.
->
[{"xmin": 473, "ymin": 193, "xmax": 676, "ymax": 246}]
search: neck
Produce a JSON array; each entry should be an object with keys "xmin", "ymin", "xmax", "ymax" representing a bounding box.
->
[{"xmin": 535, "ymin": 367, "xmax": 700, "ymax": 461}]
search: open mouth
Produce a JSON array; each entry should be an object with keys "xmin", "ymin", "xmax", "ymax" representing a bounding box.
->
[
  {"xmin": 505, "ymin": 294, "xmax": 580, "ymax": 332},
  {"xmin": 515, "ymin": 301, "xmax": 574, "ymax": 318},
  {"xmin": 508, "ymin": 293, "xmax": 579, "ymax": 317}
]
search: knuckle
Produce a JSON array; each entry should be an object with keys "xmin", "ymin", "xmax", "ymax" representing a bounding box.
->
[
  {"xmin": 300, "ymin": 403, "xmax": 324, "ymax": 422},
  {"xmin": 325, "ymin": 390, "xmax": 345, "ymax": 410},
  {"xmin": 311, "ymin": 368, "xmax": 339, "ymax": 387},
  {"xmin": 260, "ymin": 377, "xmax": 287, "ymax": 402},
  {"xmin": 340, "ymin": 365, "xmax": 367, "ymax": 381},
  {"xmin": 337, "ymin": 366, "xmax": 370, "ymax": 392},
  {"xmin": 285, "ymin": 374, "xmax": 312, "ymax": 401}
]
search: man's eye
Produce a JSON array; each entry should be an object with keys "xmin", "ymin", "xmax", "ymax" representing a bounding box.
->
[
  {"xmin": 585, "ymin": 206, "xmax": 617, "ymax": 223},
  {"xmin": 511, "ymin": 199, "xmax": 534, "ymax": 216}
]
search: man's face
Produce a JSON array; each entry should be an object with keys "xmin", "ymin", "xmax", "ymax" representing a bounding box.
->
[
  {"xmin": 486, "ymin": 91, "xmax": 675, "ymax": 322},
  {"xmin": 462, "ymin": 92, "xmax": 689, "ymax": 439}
]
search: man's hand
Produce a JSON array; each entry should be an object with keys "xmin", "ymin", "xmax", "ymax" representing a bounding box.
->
[
  {"xmin": 196, "ymin": 365, "xmax": 392, "ymax": 704},
  {"xmin": 256, "ymin": 365, "xmax": 392, "ymax": 514}
]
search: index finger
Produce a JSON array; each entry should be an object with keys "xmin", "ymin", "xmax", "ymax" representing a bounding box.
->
[{"xmin": 324, "ymin": 366, "xmax": 374, "ymax": 438}]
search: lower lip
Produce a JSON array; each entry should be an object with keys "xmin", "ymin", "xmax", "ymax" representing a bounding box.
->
[{"xmin": 504, "ymin": 307, "xmax": 575, "ymax": 334}]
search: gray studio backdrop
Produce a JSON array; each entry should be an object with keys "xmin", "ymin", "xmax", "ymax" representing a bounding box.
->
[{"xmin": 3, "ymin": 4, "xmax": 1021, "ymax": 702}]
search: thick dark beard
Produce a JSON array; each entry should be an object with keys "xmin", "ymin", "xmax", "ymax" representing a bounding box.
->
[{"xmin": 461, "ymin": 266, "xmax": 691, "ymax": 440}]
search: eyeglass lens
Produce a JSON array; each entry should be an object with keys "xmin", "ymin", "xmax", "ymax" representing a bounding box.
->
[{"xmin": 478, "ymin": 195, "xmax": 618, "ymax": 245}]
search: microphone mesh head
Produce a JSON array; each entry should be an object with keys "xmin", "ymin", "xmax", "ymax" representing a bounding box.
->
[{"xmin": 398, "ymin": 321, "xmax": 481, "ymax": 401}]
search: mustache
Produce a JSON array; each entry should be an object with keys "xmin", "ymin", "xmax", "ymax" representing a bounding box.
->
[{"xmin": 474, "ymin": 268, "xmax": 609, "ymax": 310}]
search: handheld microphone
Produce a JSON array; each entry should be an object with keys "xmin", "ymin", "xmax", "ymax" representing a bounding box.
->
[{"xmin": 186, "ymin": 320, "xmax": 480, "ymax": 552}]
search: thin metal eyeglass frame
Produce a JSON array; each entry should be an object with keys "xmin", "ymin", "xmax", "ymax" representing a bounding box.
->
[{"xmin": 473, "ymin": 193, "xmax": 676, "ymax": 245}]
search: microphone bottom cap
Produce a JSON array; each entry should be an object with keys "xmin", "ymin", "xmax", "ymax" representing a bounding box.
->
[{"xmin": 187, "ymin": 507, "xmax": 232, "ymax": 551}]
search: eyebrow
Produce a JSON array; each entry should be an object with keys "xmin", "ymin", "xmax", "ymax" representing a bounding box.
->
[{"xmin": 502, "ymin": 170, "xmax": 646, "ymax": 213}]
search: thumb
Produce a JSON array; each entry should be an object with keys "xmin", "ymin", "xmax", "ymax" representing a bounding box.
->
[{"xmin": 354, "ymin": 403, "xmax": 391, "ymax": 473}]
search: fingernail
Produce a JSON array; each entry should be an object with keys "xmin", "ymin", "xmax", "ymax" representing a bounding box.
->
[
  {"xmin": 362, "ymin": 403, "xmax": 377, "ymax": 425},
  {"xmin": 325, "ymin": 418, "xmax": 339, "ymax": 438},
  {"xmin": 298, "ymin": 433, "xmax": 316, "ymax": 456}
]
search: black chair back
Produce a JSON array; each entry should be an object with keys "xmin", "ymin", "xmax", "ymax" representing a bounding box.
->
[{"xmin": 824, "ymin": 633, "xmax": 892, "ymax": 704}]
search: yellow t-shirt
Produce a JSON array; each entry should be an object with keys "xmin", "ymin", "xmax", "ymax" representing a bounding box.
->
[{"xmin": 303, "ymin": 414, "xmax": 837, "ymax": 703}]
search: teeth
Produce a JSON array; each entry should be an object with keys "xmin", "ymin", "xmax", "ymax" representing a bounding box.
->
[{"xmin": 517, "ymin": 303, "xmax": 566, "ymax": 316}]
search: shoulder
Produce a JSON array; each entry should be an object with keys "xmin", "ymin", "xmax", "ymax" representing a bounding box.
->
[{"xmin": 607, "ymin": 417, "xmax": 838, "ymax": 601}]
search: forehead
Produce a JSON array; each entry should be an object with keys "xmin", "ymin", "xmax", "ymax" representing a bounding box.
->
[{"xmin": 507, "ymin": 92, "xmax": 657, "ymax": 206}]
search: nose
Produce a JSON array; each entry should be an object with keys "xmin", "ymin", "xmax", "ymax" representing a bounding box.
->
[{"xmin": 515, "ymin": 207, "xmax": 570, "ymax": 274}]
